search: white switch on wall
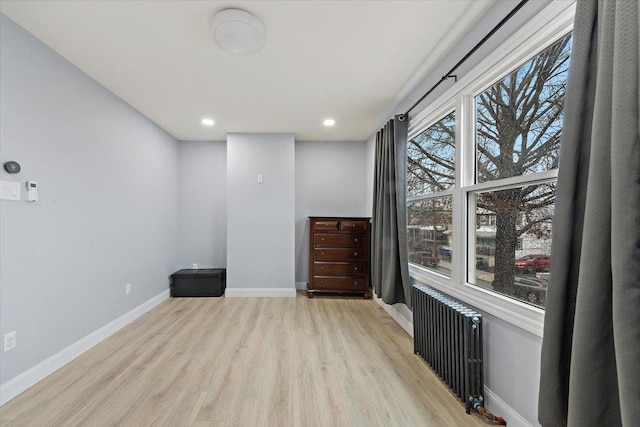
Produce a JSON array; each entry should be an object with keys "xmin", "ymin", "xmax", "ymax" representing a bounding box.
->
[
  {"xmin": 0, "ymin": 181, "xmax": 21, "ymax": 201},
  {"xmin": 4, "ymin": 331, "xmax": 16, "ymax": 352},
  {"xmin": 257, "ymin": 175, "xmax": 264, "ymax": 184}
]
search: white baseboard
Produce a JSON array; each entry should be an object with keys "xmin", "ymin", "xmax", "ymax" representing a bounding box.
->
[
  {"xmin": 484, "ymin": 386, "xmax": 535, "ymax": 427},
  {"xmin": 225, "ymin": 288, "xmax": 297, "ymax": 297},
  {"xmin": 373, "ymin": 294, "xmax": 414, "ymax": 338},
  {"xmin": 295, "ymin": 282, "xmax": 308, "ymax": 291},
  {"xmin": 0, "ymin": 289, "xmax": 170, "ymax": 406}
]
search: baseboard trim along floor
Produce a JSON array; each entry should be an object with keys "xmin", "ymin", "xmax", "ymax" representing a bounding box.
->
[
  {"xmin": 373, "ymin": 294, "xmax": 414, "ymax": 338},
  {"xmin": 483, "ymin": 386, "xmax": 534, "ymax": 427},
  {"xmin": 0, "ymin": 289, "xmax": 170, "ymax": 406}
]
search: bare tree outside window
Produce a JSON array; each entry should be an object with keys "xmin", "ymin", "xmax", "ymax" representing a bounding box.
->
[
  {"xmin": 475, "ymin": 34, "xmax": 571, "ymax": 300},
  {"xmin": 407, "ymin": 33, "xmax": 572, "ymax": 307},
  {"xmin": 407, "ymin": 113, "xmax": 455, "ymax": 276},
  {"xmin": 408, "ymin": 112, "xmax": 455, "ymax": 198}
]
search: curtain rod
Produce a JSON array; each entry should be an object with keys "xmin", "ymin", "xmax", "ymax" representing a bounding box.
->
[{"xmin": 399, "ymin": 0, "xmax": 530, "ymax": 121}]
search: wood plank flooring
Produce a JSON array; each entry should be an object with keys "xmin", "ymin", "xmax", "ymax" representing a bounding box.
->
[{"xmin": 1, "ymin": 293, "xmax": 490, "ymax": 426}]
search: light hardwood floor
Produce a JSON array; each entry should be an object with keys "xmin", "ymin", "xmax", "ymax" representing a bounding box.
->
[{"xmin": 1, "ymin": 293, "xmax": 491, "ymax": 426}]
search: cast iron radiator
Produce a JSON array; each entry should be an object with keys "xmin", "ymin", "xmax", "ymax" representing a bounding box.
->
[{"xmin": 412, "ymin": 284, "xmax": 484, "ymax": 413}]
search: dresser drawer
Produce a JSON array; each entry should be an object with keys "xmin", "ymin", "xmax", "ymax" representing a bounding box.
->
[
  {"xmin": 314, "ymin": 233, "xmax": 365, "ymax": 247},
  {"xmin": 314, "ymin": 248, "xmax": 365, "ymax": 261},
  {"xmin": 314, "ymin": 220, "xmax": 339, "ymax": 231},
  {"xmin": 312, "ymin": 277, "xmax": 367, "ymax": 291},
  {"xmin": 314, "ymin": 262, "xmax": 365, "ymax": 277},
  {"xmin": 340, "ymin": 220, "xmax": 368, "ymax": 232}
]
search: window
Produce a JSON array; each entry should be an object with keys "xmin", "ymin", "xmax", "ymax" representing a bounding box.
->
[
  {"xmin": 406, "ymin": 2, "xmax": 575, "ymax": 334},
  {"xmin": 407, "ymin": 112, "xmax": 455, "ymax": 276},
  {"xmin": 469, "ymin": 34, "xmax": 570, "ymax": 308}
]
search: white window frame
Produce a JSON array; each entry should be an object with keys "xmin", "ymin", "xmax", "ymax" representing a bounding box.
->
[{"xmin": 407, "ymin": 1, "xmax": 576, "ymax": 337}]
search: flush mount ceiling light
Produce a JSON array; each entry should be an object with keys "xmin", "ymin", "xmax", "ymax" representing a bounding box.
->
[
  {"xmin": 202, "ymin": 118, "xmax": 214, "ymax": 126},
  {"xmin": 210, "ymin": 8, "xmax": 266, "ymax": 55},
  {"xmin": 323, "ymin": 118, "xmax": 336, "ymax": 127}
]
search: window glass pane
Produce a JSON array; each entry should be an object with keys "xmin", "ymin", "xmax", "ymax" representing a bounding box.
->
[
  {"xmin": 407, "ymin": 197, "xmax": 453, "ymax": 277},
  {"xmin": 470, "ymin": 183, "xmax": 555, "ymax": 307},
  {"xmin": 407, "ymin": 112, "xmax": 455, "ymax": 197},
  {"xmin": 475, "ymin": 33, "xmax": 572, "ymax": 183}
]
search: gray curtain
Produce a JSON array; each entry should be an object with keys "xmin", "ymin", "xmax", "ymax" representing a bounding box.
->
[
  {"xmin": 539, "ymin": 1, "xmax": 639, "ymax": 426},
  {"xmin": 372, "ymin": 115, "xmax": 411, "ymax": 307}
]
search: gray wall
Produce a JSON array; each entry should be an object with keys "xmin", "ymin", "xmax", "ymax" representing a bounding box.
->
[
  {"xmin": 0, "ymin": 14, "xmax": 179, "ymax": 384},
  {"xmin": 174, "ymin": 139, "xmax": 370, "ymax": 287},
  {"xmin": 295, "ymin": 140, "xmax": 369, "ymax": 284},
  {"xmin": 176, "ymin": 141, "xmax": 227, "ymax": 269},
  {"xmin": 483, "ymin": 312, "xmax": 543, "ymax": 424},
  {"xmin": 364, "ymin": 135, "xmax": 376, "ymax": 217},
  {"xmin": 226, "ymin": 133, "xmax": 295, "ymax": 291}
]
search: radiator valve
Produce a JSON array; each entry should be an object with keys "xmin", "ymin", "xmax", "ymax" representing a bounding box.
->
[{"xmin": 469, "ymin": 397, "xmax": 507, "ymax": 425}]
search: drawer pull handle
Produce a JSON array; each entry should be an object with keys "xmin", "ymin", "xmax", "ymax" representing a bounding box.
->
[
  {"xmin": 354, "ymin": 281, "xmax": 358, "ymax": 285},
  {"xmin": 354, "ymin": 238, "xmax": 358, "ymax": 242},
  {"xmin": 321, "ymin": 252, "xmax": 325, "ymax": 256},
  {"xmin": 352, "ymin": 224, "xmax": 355, "ymax": 228},
  {"xmin": 321, "ymin": 238, "xmax": 325, "ymax": 241},
  {"xmin": 321, "ymin": 267, "xmax": 324, "ymax": 270},
  {"xmin": 354, "ymin": 252, "xmax": 358, "ymax": 256},
  {"xmin": 321, "ymin": 280, "xmax": 324, "ymax": 285},
  {"xmin": 354, "ymin": 267, "xmax": 358, "ymax": 271}
]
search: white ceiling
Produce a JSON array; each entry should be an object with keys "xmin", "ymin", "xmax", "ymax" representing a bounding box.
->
[{"xmin": 0, "ymin": 0, "xmax": 496, "ymax": 141}]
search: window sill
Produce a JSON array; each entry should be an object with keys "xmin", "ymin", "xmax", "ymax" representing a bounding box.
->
[{"xmin": 409, "ymin": 264, "xmax": 544, "ymax": 337}]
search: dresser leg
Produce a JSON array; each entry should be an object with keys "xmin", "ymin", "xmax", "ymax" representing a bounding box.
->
[
  {"xmin": 364, "ymin": 291, "xmax": 370, "ymax": 299},
  {"xmin": 307, "ymin": 291, "xmax": 314, "ymax": 298}
]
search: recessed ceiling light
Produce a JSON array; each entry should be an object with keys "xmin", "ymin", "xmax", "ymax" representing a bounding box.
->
[
  {"xmin": 323, "ymin": 119, "xmax": 336, "ymax": 127},
  {"xmin": 202, "ymin": 118, "xmax": 215, "ymax": 126}
]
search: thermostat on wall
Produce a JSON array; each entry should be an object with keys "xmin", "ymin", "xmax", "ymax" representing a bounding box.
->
[{"xmin": 26, "ymin": 181, "xmax": 38, "ymax": 202}]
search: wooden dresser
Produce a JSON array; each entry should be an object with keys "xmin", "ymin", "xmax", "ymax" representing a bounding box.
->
[{"xmin": 308, "ymin": 217, "xmax": 371, "ymax": 299}]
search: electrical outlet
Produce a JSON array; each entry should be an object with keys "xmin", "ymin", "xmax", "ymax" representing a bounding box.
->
[
  {"xmin": 4, "ymin": 331, "xmax": 16, "ymax": 352},
  {"xmin": 192, "ymin": 263, "xmax": 198, "ymax": 269},
  {"xmin": 126, "ymin": 283, "xmax": 131, "ymax": 295}
]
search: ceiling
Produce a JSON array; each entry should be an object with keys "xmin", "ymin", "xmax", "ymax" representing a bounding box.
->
[{"xmin": 0, "ymin": 0, "xmax": 496, "ymax": 141}]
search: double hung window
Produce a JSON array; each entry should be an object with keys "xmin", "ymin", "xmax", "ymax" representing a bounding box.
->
[{"xmin": 406, "ymin": 2, "xmax": 575, "ymax": 334}]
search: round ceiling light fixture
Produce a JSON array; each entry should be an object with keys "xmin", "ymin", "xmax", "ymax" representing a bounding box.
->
[
  {"xmin": 202, "ymin": 118, "xmax": 215, "ymax": 126},
  {"xmin": 210, "ymin": 8, "xmax": 266, "ymax": 55},
  {"xmin": 323, "ymin": 118, "xmax": 336, "ymax": 127}
]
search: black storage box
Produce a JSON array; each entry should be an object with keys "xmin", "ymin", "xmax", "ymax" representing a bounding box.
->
[{"xmin": 170, "ymin": 269, "xmax": 226, "ymax": 297}]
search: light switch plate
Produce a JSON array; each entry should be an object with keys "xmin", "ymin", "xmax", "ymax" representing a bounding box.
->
[
  {"xmin": 4, "ymin": 331, "xmax": 16, "ymax": 352},
  {"xmin": 0, "ymin": 180, "xmax": 21, "ymax": 201}
]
